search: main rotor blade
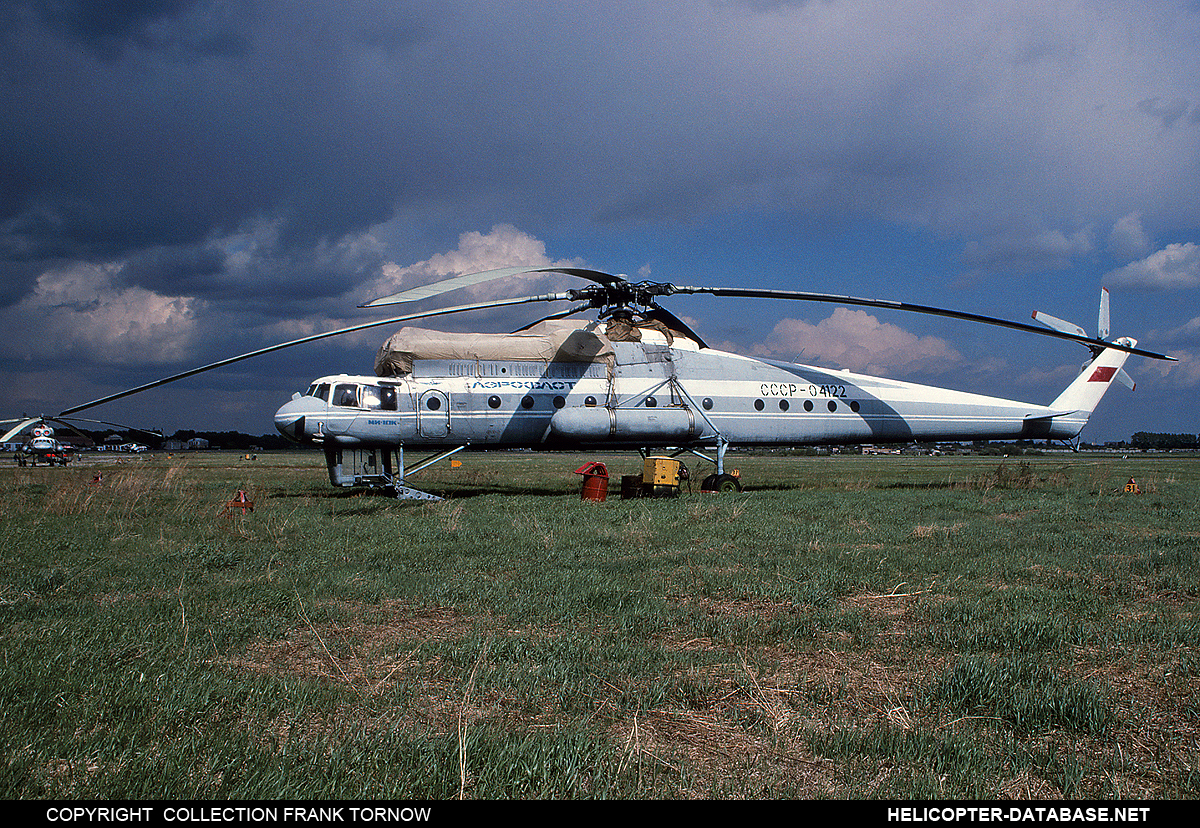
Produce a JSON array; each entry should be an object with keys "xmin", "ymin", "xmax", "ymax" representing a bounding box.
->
[
  {"xmin": 54, "ymin": 416, "xmax": 164, "ymax": 439},
  {"xmin": 361, "ymin": 266, "xmax": 623, "ymax": 308},
  {"xmin": 673, "ymin": 285, "xmax": 1176, "ymax": 361},
  {"xmin": 1, "ymin": 418, "xmax": 40, "ymax": 444},
  {"xmin": 43, "ymin": 417, "xmax": 101, "ymax": 444},
  {"xmin": 60, "ymin": 291, "xmax": 572, "ymax": 417},
  {"xmin": 644, "ymin": 303, "xmax": 709, "ymax": 349}
]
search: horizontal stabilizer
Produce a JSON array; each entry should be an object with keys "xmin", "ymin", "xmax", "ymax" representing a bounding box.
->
[{"xmin": 1025, "ymin": 410, "xmax": 1079, "ymax": 421}]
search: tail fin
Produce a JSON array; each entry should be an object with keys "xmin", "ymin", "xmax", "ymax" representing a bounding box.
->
[
  {"xmin": 1050, "ymin": 341, "xmax": 1135, "ymax": 419},
  {"xmin": 1034, "ymin": 289, "xmax": 1137, "ymax": 438}
]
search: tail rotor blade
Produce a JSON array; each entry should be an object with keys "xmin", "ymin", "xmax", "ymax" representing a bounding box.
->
[
  {"xmin": 1032, "ymin": 310, "xmax": 1087, "ymax": 339},
  {"xmin": 1099, "ymin": 287, "xmax": 1111, "ymax": 341}
]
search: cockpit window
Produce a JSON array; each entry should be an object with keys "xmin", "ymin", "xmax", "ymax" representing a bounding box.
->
[
  {"xmin": 333, "ymin": 383, "xmax": 358, "ymax": 407},
  {"xmin": 315, "ymin": 383, "xmax": 330, "ymax": 402}
]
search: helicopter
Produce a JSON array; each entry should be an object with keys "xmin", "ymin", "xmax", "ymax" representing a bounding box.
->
[
  {"xmin": 25, "ymin": 267, "xmax": 1175, "ymax": 500},
  {"xmin": 2, "ymin": 421, "xmax": 74, "ymax": 466},
  {"xmin": 1, "ymin": 414, "xmax": 159, "ymax": 467}
]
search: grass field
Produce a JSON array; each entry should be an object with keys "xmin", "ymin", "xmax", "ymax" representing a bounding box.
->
[{"xmin": 2, "ymin": 448, "xmax": 1198, "ymax": 799}]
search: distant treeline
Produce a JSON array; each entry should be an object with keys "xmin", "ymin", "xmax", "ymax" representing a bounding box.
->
[
  {"xmin": 1127, "ymin": 432, "xmax": 1199, "ymax": 450},
  {"xmin": 162, "ymin": 430, "xmax": 295, "ymax": 450},
  {"xmin": 74, "ymin": 428, "xmax": 296, "ymax": 451}
]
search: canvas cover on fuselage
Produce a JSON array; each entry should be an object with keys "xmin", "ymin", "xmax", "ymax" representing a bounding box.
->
[{"xmin": 373, "ymin": 319, "xmax": 619, "ymax": 377}]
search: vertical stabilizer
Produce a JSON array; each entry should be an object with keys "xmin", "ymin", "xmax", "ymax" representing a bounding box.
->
[
  {"xmin": 1047, "ymin": 340, "xmax": 1135, "ymax": 435},
  {"xmin": 1031, "ymin": 289, "xmax": 1141, "ymax": 437}
]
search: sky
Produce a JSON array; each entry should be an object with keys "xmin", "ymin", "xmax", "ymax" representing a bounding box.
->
[{"xmin": 2, "ymin": 0, "xmax": 1199, "ymax": 443}]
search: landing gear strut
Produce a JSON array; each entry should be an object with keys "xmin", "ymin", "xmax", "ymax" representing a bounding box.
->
[{"xmin": 323, "ymin": 444, "xmax": 465, "ymax": 501}]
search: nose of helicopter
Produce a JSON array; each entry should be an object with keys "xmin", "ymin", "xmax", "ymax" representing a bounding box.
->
[{"xmin": 274, "ymin": 396, "xmax": 312, "ymax": 442}]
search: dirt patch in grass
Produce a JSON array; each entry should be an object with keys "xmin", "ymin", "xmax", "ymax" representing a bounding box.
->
[
  {"xmin": 213, "ymin": 586, "xmax": 1199, "ymax": 797},
  {"xmin": 223, "ymin": 601, "xmax": 476, "ymax": 685}
]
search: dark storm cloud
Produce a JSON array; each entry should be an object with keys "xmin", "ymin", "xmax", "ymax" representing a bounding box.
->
[
  {"xmin": 0, "ymin": 1, "xmax": 443, "ymax": 302},
  {"xmin": 24, "ymin": 1, "xmax": 220, "ymax": 52},
  {"xmin": 6, "ymin": 0, "xmax": 1196, "ymax": 306}
]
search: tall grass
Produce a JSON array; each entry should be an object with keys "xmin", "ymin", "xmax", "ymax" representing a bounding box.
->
[{"xmin": 2, "ymin": 451, "xmax": 1198, "ymax": 798}]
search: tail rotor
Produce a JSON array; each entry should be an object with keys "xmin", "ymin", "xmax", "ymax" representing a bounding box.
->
[{"xmin": 1034, "ymin": 288, "xmax": 1136, "ymax": 390}]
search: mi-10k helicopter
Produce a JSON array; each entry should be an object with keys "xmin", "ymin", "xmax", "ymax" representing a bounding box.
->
[{"xmin": 14, "ymin": 266, "xmax": 1175, "ymax": 500}]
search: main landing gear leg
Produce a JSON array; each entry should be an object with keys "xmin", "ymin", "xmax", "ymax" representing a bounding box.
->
[
  {"xmin": 391, "ymin": 444, "xmax": 467, "ymax": 501},
  {"xmin": 700, "ymin": 436, "xmax": 742, "ymax": 493}
]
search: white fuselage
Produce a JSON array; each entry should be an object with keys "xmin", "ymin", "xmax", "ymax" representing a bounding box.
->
[{"xmin": 274, "ymin": 332, "xmax": 1090, "ymax": 453}]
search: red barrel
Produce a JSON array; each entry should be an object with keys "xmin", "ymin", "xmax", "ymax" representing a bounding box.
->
[{"xmin": 574, "ymin": 461, "xmax": 609, "ymax": 502}]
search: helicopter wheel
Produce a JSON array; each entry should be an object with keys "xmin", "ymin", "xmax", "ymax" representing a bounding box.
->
[{"xmin": 700, "ymin": 473, "xmax": 742, "ymax": 493}]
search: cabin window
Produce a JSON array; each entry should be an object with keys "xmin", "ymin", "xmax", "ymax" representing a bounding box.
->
[
  {"xmin": 488, "ymin": 395, "xmax": 502, "ymax": 409},
  {"xmin": 553, "ymin": 396, "xmax": 566, "ymax": 409},
  {"xmin": 803, "ymin": 400, "xmax": 813, "ymax": 412},
  {"xmin": 584, "ymin": 396, "xmax": 597, "ymax": 407},
  {"xmin": 426, "ymin": 395, "xmax": 442, "ymax": 411},
  {"xmin": 828, "ymin": 400, "xmax": 837, "ymax": 413},
  {"xmin": 521, "ymin": 395, "xmax": 535, "ymax": 409},
  {"xmin": 850, "ymin": 401, "xmax": 860, "ymax": 413},
  {"xmin": 754, "ymin": 399, "xmax": 765, "ymax": 411},
  {"xmin": 702, "ymin": 398, "xmax": 713, "ymax": 410},
  {"xmin": 334, "ymin": 384, "xmax": 358, "ymax": 407},
  {"xmin": 779, "ymin": 400, "xmax": 789, "ymax": 411},
  {"xmin": 645, "ymin": 396, "xmax": 657, "ymax": 407},
  {"xmin": 361, "ymin": 385, "xmax": 398, "ymax": 411}
]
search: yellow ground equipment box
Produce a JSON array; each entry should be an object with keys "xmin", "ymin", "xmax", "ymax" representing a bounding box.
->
[{"xmin": 643, "ymin": 456, "xmax": 683, "ymax": 497}]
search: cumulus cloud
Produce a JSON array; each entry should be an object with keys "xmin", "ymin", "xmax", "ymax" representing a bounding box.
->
[
  {"xmin": 1150, "ymin": 315, "xmax": 1200, "ymax": 347},
  {"xmin": 359, "ymin": 224, "xmax": 585, "ymax": 308},
  {"xmin": 961, "ymin": 226, "xmax": 1096, "ymax": 275},
  {"xmin": 757, "ymin": 308, "xmax": 965, "ymax": 377},
  {"xmin": 1142, "ymin": 347, "xmax": 1200, "ymax": 390},
  {"xmin": 1107, "ymin": 212, "xmax": 1151, "ymax": 260},
  {"xmin": 0, "ymin": 262, "xmax": 201, "ymax": 365},
  {"xmin": 1105, "ymin": 242, "xmax": 1200, "ymax": 291}
]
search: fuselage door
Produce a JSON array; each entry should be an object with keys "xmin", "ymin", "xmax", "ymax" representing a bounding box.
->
[{"xmin": 418, "ymin": 389, "xmax": 451, "ymax": 438}]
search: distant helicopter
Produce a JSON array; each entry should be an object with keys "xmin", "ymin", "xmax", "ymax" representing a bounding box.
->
[
  {"xmin": 21, "ymin": 267, "xmax": 1175, "ymax": 499},
  {"xmin": 3, "ymin": 422, "xmax": 73, "ymax": 466},
  {"xmin": 2, "ymin": 415, "xmax": 155, "ymax": 468}
]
